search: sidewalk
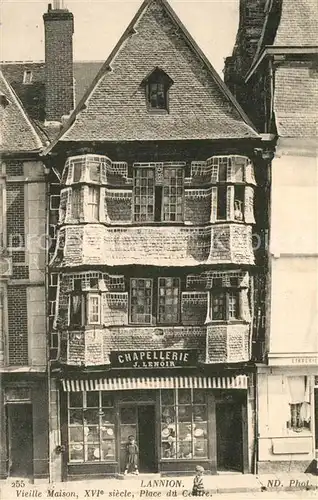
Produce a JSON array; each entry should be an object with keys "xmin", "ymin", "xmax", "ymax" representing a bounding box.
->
[{"xmin": 1, "ymin": 472, "xmax": 317, "ymax": 498}]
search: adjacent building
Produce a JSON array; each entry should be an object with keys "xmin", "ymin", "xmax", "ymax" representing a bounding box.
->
[
  {"xmin": 225, "ymin": 0, "xmax": 318, "ymax": 473},
  {"xmin": 0, "ymin": 70, "xmax": 48, "ymax": 479},
  {"xmin": 43, "ymin": 0, "xmax": 266, "ymax": 481},
  {"xmin": 0, "ymin": 1, "xmax": 102, "ymax": 481}
]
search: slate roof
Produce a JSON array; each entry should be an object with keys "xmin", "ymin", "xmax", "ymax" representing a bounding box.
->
[
  {"xmin": 0, "ymin": 60, "xmax": 104, "ymax": 122},
  {"xmin": 0, "ymin": 70, "xmax": 42, "ymax": 153},
  {"xmin": 47, "ymin": 0, "xmax": 257, "ymax": 148},
  {"xmin": 274, "ymin": 63, "xmax": 318, "ymax": 138},
  {"xmin": 274, "ymin": 0, "xmax": 318, "ymax": 47}
]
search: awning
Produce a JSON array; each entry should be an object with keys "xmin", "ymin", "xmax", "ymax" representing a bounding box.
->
[{"xmin": 61, "ymin": 375, "xmax": 248, "ymax": 392}]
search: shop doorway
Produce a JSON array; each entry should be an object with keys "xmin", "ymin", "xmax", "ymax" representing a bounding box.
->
[
  {"xmin": 7, "ymin": 404, "xmax": 33, "ymax": 477},
  {"xmin": 120, "ymin": 404, "xmax": 156, "ymax": 473},
  {"xmin": 138, "ymin": 405, "xmax": 156, "ymax": 472},
  {"xmin": 216, "ymin": 400, "xmax": 243, "ymax": 472}
]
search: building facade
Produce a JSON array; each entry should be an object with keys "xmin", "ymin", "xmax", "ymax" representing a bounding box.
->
[
  {"xmin": 225, "ymin": 0, "xmax": 318, "ymax": 473},
  {"xmin": 0, "ymin": 71, "xmax": 48, "ymax": 480},
  {"xmin": 44, "ymin": 0, "xmax": 266, "ymax": 481}
]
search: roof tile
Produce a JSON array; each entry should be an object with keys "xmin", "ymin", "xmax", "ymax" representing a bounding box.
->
[
  {"xmin": 274, "ymin": 0, "xmax": 318, "ymax": 47},
  {"xmin": 60, "ymin": 0, "xmax": 257, "ymax": 143},
  {"xmin": 274, "ymin": 63, "xmax": 318, "ymax": 138},
  {"xmin": 0, "ymin": 71, "xmax": 42, "ymax": 152}
]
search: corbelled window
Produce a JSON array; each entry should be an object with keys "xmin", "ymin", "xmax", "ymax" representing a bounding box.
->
[{"xmin": 133, "ymin": 166, "xmax": 184, "ymax": 222}]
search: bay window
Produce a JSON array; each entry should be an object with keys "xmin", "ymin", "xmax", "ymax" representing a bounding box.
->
[{"xmin": 68, "ymin": 391, "xmax": 115, "ymax": 463}]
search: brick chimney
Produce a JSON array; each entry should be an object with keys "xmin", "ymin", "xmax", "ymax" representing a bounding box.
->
[{"xmin": 43, "ymin": 1, "xmax": 74, "ymax": 122}]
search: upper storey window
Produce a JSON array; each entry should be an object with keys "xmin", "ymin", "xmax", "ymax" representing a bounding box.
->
[
  {"xmin": 133, "ymin": 166, "xmax": 184, "ymax": 223},
  {"xmin": 143, "ymin": 68, "xmax": 173, "ymax": 113}
]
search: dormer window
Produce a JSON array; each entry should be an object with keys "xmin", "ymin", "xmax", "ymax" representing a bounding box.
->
[
  {"xmin": 142, "ymin": 68, "xmax": 173, "ymax": 113},
  {"xmin": 23, "ymin": 70, "xmax": 33, "ymax": 85}
]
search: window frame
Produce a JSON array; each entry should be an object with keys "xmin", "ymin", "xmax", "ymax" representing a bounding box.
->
[
  {"xmin": 157, "ymin": 277, "xmax": 181, "ymax": 325},
  {"xmin": 68, "ymin": 391, "xmax": 115, "ymax": 463},
  {"xmin": 129, "ymin": 278, "xmax": 153, "ymax": 325},
  {"xmin": 208, "ymin": 289, "xmax": 241, "ymax": 322},
  {"xmin": 50, "ymin": 194, "xmax": 60, "ymax": 211},
  {"xmin": 69, "ymin": 294, "xmax": 86, "ymax": 327},
  {"xmin": 87, "ymin": 186, "xmax": 99, "ymax": 221},
  {"xmin": 129, "ymin": 276, "xmax": 181, "ymax": 326},
  {"xmin": 23, "ymin": 70, "xmax": 33, "ymax": 85},
  {"xmin": 132, "ymin": 166, "xmax": 185, "ymax": 224},
  {"xmin": 87, "ymin": 293, "xmax": 101, "ymax": 325}
]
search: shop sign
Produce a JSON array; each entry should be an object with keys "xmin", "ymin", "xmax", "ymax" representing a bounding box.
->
[{"xmin": 110, "ymin": 349, "xmax": 198, "ymax": 368}]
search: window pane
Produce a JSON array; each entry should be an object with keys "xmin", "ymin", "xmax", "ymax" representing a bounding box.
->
[
  {"xmin": 70, "ymin": 295, "xmax": 83, "ymax": 326},
  {"xmin": 130, "ymin": 278, "xmax": 153, "ymax": 324},
  {"xmin": 87, "ymin": 187, "xmax": 99, "ymax": 221},
  {"xmin": 69, "ymin": 392, "xmax": 83, "ymax": 408},
  {"xmin": 211, "ymin": 292, "xmax": 226, "ymax": 320},
  {"xmin": 69, "ymin": 409, "xmax": 83, "ymax": 425},
  {"xmin": 161, "ymin": 168, "xmax": 184, "ymax": 222},
  {"xmin": 178, "ymin": 389, "xmax": 191, "ymax": 405},
  {"xmin": 88, "ymin": 295, "xmax": 100, "ymax": 324},
  {"xmin": 157, "ymin": 277, "xmax": 180, "ymax": 324},
  {"xmin": 133, "ymin": 169, "xmax": 155, "ymax": 222},
  {"xmin": 149, "ymin": 83, "xmax": 166, "ymax": 109},
  {"xmin": 217, "ymin": 186, "xmax": 227, "ymax": 220},
  {"xmin": 87, "ymin": 392, "xmax": 99, "ymax": 408},
  {"xmin": 234, "ymin": 186, "xmax": 244, "ymax": 221},
  {"xmin": 69, "ymin": 444, "xmax": 84, "ymax": 461},
  {"xmin": 228, "ymin": 291, "xmax": 239, "ymax": 319},
  {"xmin": 161, "ymin": 390, "xmax": 174, "ymax": 406}
]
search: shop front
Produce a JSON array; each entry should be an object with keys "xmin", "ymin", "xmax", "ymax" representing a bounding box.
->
[
  {"xmin": 0, "ymin": 376, "xmax": 49, "ymax": 480},
  {"xmin": 58, "ymin": 372, "xmax": 250, "ymax": 480}
]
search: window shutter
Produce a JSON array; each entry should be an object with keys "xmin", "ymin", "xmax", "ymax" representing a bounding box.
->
[
  {"xmin": 226, "ymin": 158, "xmax": 234, "ymax": 182},
  {"xmin": 244, "ymin": 186, "xmax": 255, "ymax": 223},
  {"xmin": 240, "ymin": 289, "xmax": 251, "ymax": 321},
  {"xmin": 100, "ymin": 188, "xmax": 106, "ymax": 223},
  {"xmin": 226, "ymin": 186, "xmax": 235, "ymax": 220},
  {"xmin": 59, "ymin": 187, "xmax": 71, "ymax": 224},
  {"xmin": 206, "ymin": 157, "xmax": 218, "ymax": 182},
  {"xmin": 53, "ymin": 274, "xmax": 69, "ymax": 330},
  {"xmin": 66, "ymin": 162, "xmax": 73, "ymax": 185},
  {"xmin": 210, "ymin": 187, "xmax": 217, "ymax": 222},
  {"xmin": 245, "ymin": 160, "xmax": 256, "ymax": 185},
  {"xmin": 65, "ymin": 188, "xmax": 73, "ymax": 221}
]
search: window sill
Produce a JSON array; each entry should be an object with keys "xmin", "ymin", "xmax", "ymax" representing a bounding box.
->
[
  {"xmin": 205, "ymin": 319, "xmax": 249, "ymax": 325},
  {"xmin": 147, "ymin": 108, "xmax": 169, "ymax": 115}
]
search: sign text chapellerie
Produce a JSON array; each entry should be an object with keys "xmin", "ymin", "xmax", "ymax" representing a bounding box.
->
[{"xmin": 110, "ymin": 349, "xmax": 198, "ymax": 368}]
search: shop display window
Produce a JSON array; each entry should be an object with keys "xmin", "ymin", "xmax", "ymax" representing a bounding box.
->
[
  {"xmin": 160, "ymin": 389, "xmax": 208, "ymax": 460},
  {"xmin": 68, "ymin": 391, "xmax": 115, "ymax": 463}
]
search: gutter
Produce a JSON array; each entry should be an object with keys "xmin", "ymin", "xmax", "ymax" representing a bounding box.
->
[{"xmin": 245, "ymin": 46, "xmax": 318, "ymax": 82}]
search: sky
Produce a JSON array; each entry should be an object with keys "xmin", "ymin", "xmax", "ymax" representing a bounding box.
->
[{"xmin": 0, "ymin": 0, "xmax": 239, "ymax": 77}]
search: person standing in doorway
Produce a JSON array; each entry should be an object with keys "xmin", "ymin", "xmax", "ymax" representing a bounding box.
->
[{"xmin": 124, "ymin": 435, "xmax": 139, "ymax": 475}]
